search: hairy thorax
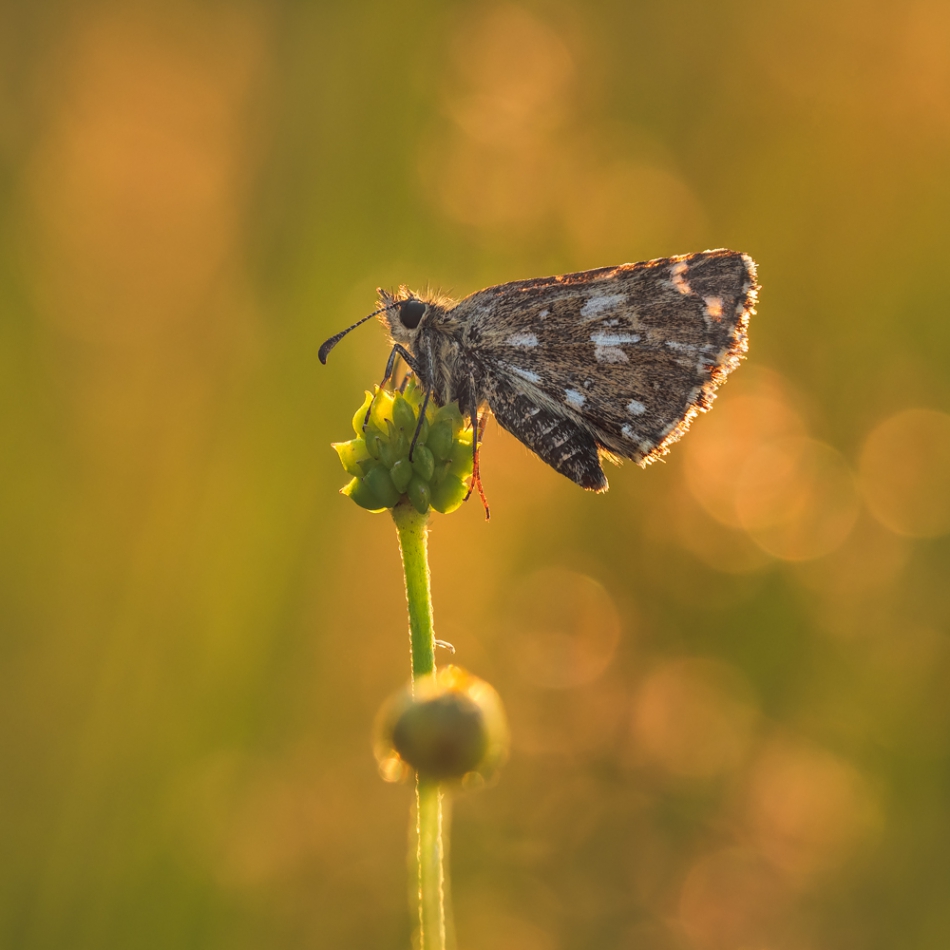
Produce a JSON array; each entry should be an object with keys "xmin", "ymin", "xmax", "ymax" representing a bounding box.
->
[
  {"xmin": 418, "ymin": 317, "xmax": 482, "ymax": 410},
  {"xmin": 379, "ymin": 290, "xmax": 483, "ymax": 413}
]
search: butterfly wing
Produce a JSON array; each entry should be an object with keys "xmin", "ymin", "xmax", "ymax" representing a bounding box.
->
[{"xmin": 456, "ymin": 250, "xmax": 757, "ymax": 489}]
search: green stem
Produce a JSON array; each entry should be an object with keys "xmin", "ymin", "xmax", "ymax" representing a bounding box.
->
[
  {"xmin": 392, "ymin": 500, "xmax": 446, "ymax": 950},
  {"xmin": 416, "ymin": 780, "xmax": 445, "ymax": 950},
  {"xmin": 392, "ymin": 500, "xmax": 435, "ymax": 682}
]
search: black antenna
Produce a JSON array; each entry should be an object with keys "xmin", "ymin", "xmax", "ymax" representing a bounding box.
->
[{"xmin": 318, "ymin": 303, "xmax": 399, "ymax": 364}]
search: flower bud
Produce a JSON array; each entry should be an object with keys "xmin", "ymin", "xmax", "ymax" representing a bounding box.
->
[
  {"xmin": 426, "ymin": 420, "xmax": 454, "ymax": 461},
  {"xmin": 406, "ymin": 475, "xmax": 432, "ymax": 515},
  {"xmin": 375, "ymin": 666, "xmax": 508, "ymax": 785},
  {"xmin": 333, "ymin": 380, "xmax": 475, "ymax": 515},
  {"xmin": 390, "ymin": 457, "xmax": 414, "ymax": 493}
]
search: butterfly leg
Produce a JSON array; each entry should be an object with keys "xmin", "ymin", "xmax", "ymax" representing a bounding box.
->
[
  {"xmin": 409, "ymin": 384, "xmax": 431, "ymax": 461},
  {"xmin": 407, "ymin": 338, "xmax": 435, "ymax": 461},
  {"xmin": 463, "ymin": 371, "xmax": 491, "ymax": 520},
  {"xmin": 475, "ymin": 412, "xmax": 490, "ymax": 520},
  {"xmin": 363, "ymin": 343, "xmax": 422, "ymax": 430}
]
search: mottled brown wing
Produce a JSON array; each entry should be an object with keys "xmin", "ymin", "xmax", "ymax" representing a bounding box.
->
[
  {"xmin": 456, "ymin": 250, "xmax": 757, "ymax": 487},
  {"xmin": 487, "ymin": 374, "xmax": 610, "ymax": 490}
]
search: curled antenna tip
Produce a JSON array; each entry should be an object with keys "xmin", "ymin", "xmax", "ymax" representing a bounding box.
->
[
  {"xmin": 318, "ymin": 335, "xmax": 341, "ymax": 364},
  {"xmin": 318, "ymin": 303, "xmax": 399, "ymax": 366}
]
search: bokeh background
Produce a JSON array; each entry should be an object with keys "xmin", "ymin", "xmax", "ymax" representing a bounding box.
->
[{"xmin": 3, "ymin": 1, "xmax": 950, "ymax": 948}]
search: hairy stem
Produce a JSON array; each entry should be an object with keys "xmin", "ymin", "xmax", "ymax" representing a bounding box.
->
[
  {"xmin": 393, "ymin": 500, "xmax": 435, "ymax": 682},
  {"xmin": 392, "ymin": 499, "xmax": 445, "ymax": 950},
  {"xmin": 416, "ymin": 780, "xmax": 445, "ymax": 950}
]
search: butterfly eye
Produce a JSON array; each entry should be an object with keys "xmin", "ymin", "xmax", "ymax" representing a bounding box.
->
[{"xmin": 398, "ymin": 299, "xmax": 426, "ymax": 329}]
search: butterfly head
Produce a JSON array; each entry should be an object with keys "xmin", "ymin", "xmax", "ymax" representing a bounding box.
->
[{"xmin": 377, "ymin": 287, "xmax": 431, "ymax": 346}]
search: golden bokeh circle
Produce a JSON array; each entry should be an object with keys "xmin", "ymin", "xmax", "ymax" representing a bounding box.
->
[
  {"xmin": 736, "ymin": 437, "xmax": 860, "ymax": 562},
  {"xmin": 859, "ymin": 408, "xmax": 950, "ymax": 538}
]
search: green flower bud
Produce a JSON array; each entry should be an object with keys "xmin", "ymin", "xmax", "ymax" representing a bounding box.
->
[
  {"xmin": 390, "ymin": 457, "xmax": 414, "ymax": 494},
  {"xmin": 379, "ymin": 435, "xmax": 397, "ymax": 469},
  {"xmin": 332, "ymin": 438, "xmax": 371, "ymax": 477},
  {"xmin": 426, "ymin": 420, "xmax": 454, "ymax": 461},
  {"xmin": 418, "ymin": 415, "xmax": 430, "ymax": 444},
  {"xmin": 392, "ymin": 429, "xmax": 409, "ymax": 461},
  {"xmin": 433, "ymin": 403, "xmax": 464, "ymax": 436},
  {"xmin": 391, "ymin": 392, "xmax": 416, "ymax": 433},
  {"xmin": 341, "ymin": 476, "xmax": 388, "ymax": 512},
  {"xmin": 334, "ymin": 386, "xmax": 476, "ymax": 516},
  {"xmin": 401, "ymin": 377, "xmax": 433, "ymax": 415},
  {"xmin": 411, "ymin": 444, "xmax": 435, "ymax": 481},
  {"xmin": 352, "ymin": 391, "xmax": 374, "ymax": 437},
  {"xmin": 431, "ymin": 460, "xmax": 451, "ymax": 487},
  {"xmin": 449, "ymin": 435, "xmax": 475, "ymax": 480},
  {"xmin": 402, "ymin": 381, "xmax": 433, "ymax": 442},
  {"xmin": 375, "ymin": 666, "xmax": 509, "ymax": 785},
  {"xmin": 431, "ymin": 473, "xmax": 468, "ymax": 514},
  {"xmin": 369, "ymin": 389, "xmax": 395, "ymax": 432},
  {"xmin": 407, "ymin": 475, "xmax": 431, "ymax": 515},
  {"xmin": 364, "ymin": 465, "xmax": 401, "ymax": 508},
  {"xmin": 365, "ymin": 429, "xmax": 383, "ymax": 460},
  {"xmin": 394, "ymin": 694, "xmax": 486, "ymax": 778}
]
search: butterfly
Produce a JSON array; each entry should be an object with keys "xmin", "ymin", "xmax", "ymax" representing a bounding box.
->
[{"xmin": 320, "ymin": 249, "xmax": 757, "ymax": 514}]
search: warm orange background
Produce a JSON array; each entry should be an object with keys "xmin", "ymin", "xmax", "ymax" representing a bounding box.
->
[{"xmin": 3, "ymin": 3, "xmax": 950, "ymax": 948}]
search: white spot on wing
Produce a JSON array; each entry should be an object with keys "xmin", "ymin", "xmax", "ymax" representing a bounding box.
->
[
  {"xmin": 565, "ymin": 389, "xmax": 586, "ymax": 409},
  {"xmin": 511, "ymin": 366, "xmax": 541, "ymax": 384},
  {"xmin": 581, "ymin": 294, "xmax": 625, "ymax": 319},
  {"xmin": 538, "ymin": 309, "xmax": 549, "ymax": 318},
  {"xmin": 703, "ymin": 296, "xmax": 724, "ymax": 320},
  {"xmin": 621, "ymin": 424, "xmax": 640, "ymax": 442},
  {"xmin": 670, "ymin": 261, "xmax": 692, "ymax": 295},
  {"xmin": 590, "ymin": 331, "xmax": 640, "ymax": 346},
  {"xmin": 506, "ymin": 332, "xmax": 539, "ymax": 347},
  {"xmin": 594, "ymin": 346, "xmax": 629, "ymax": 364},
  {"xmin": 627, "ymin": 399, "xmax": 646, "ymax": 416}
]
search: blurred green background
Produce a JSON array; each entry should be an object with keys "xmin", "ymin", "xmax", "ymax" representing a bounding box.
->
[{"xmin": 3, "ymin": 1, "xmax": 950, "ymax": 948}]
